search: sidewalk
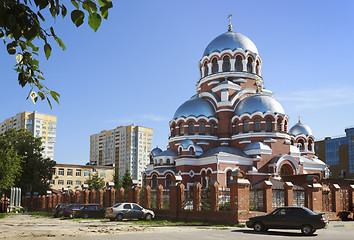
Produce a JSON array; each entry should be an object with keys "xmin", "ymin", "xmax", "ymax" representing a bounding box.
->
[{"xmin": 329, "ymin": 221, "xmax": 354, "ymax": 228}]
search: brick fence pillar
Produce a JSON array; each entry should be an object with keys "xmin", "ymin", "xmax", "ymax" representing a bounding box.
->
[
  {"xmin": 284, "ymin": 182, "xmax": 294, "ymax": 206},
  {"xmin": 105, "ymin": 189, "xmax": 111, "ymax": 207},
  {"xmin": 349, "ymin": 185, "xmax": 354, "ymax": 211},
  {"xmin": 193, "ymin": 182, "xmax": 202, "ymax": 211},
  {"xmin": 312, "ymin": 183, "xmax": 323, "ymax": 213},
  {"xmin": 98, "ymin": 189, "xmax": 104, "ymax": 206},
  {"xmin": 57, "ymin": 193, "xmax": 62, "ymax": 204},
  {"xmin": 331, "ymin": 184, "xmax": 341, "ymax": 213},
  {"xmin": 46, "ymin": 194, "xmax": 53, "ymax": 211},
  {"xmin": 128, "ymin": 187, "xmax": 133, "ymax": 203},
  {"xmin": 133, "ymin": 187, "xmax": 139, "ymax": 204},
  {"xmin": 105, "ymin": 188, "xmax": 116, "ymax": 207},
  {"xmin": 75, "ymin": 191, "xmax": 80, "ymax": 203},
  {"xmin": 144, "ymin": 185, "xmax": 151, "ymax": 209},
  {"xmin": 230, "ymin": 178, "xmax": 250, "ymax": 223},
  {"xmin": 263, "ymin": 181, "xmax": 273, "ymax": 213},
  {"xmin": 169, "ymin": 183, "xmax": 184, "ymax": 217},
  {"xmin": 117, "ymin": 187, "xmax": 124, "ymax": 203},
  {"xmin": 210, "ymin": 181, "xmax": 219, "ymax": 212},
  {"xmin": 40, "ymin": 195, "xmax": 46, "ymax": 211},
  {"xmin": 156, "ymin": 185, "xmax": 163, "ymax": 210},
  {"xmin": 70, "ymin": 192, "xmax": 75, "ymax": 203},
  {"xmin": 90, "ymin": 189, "xmax": 96, "ymax": 203},
  {"xmin": 52, "ymin": 194, "xmax": 57, "ymax": 208}
]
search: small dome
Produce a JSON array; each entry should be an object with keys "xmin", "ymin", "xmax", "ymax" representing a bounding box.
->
[
  {"xmin": 173, "ymin": 95, "xmax": 216, "ymax": 119},
  {"xmin": 289, "ymin": 122, "xmax": 313, "ymax": 136},
  {"xmin": 203, "ymin": 31, "xmax": 258, "ymax": 57},
  {"xmin": 151, "ymin": 147, "xmax": 162, "ymax": 157},
  {"xmin": 235, "ymin": 94, "xmax": 285, "ymax": 116},
  {"xmin": 179, "ymin": 139, "xmax": 203, "ymax": 156}
]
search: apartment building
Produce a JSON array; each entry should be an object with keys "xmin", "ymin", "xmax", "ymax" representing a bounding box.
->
[
  {"xmin": 90, "ymin": 125, "xmax": 153, "ymax": 185},
  {"xmin": 315, "ymin": 127, "xmax": 354, "ymax": 179},
  {"xmin": 0, "ymin": 111, "xmax": 57, "ymax": 159},
  {"xmin": 50, "ymin": 164, "xmax": 114, "ymax": 191}
]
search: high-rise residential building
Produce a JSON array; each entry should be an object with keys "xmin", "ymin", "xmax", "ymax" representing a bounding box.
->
[
  {"xmin": 0, "ymin": 111, "xmax": 57, "ymax": 160},
  {"xmin": 315, "ymin": 127, "xmax": 354, "ymax": 179},
  {"xmin": 90, "ymin": 125, "xmax": 153, "ymax": 184}
]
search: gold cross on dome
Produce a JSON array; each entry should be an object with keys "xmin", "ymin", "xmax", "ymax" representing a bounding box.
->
[
  {"xmin": 298, "ymin": 115, "xmax": 301, "ymax": 123},
  {"xmin": 227, "ymin": 14, "xmax": 233, "ymax": 31}
]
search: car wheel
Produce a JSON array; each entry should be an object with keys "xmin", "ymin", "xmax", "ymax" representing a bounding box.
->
[
  {"xmin": 145, "ymin": 213, "xmax": 152, "ymax": 221},
  {"xmin": 253, "ymin": 222, "xmax": 264, "ymax": 232},
  {"xmin": 301, "ymin": 225, "xmax": 313, "ymax": 235},
  {"xmin": 109, "ymin": 218, "xmax": 115, "ymax": 221},
  {"xmin": 116, "ymin": 214, "xmax": 124, "ymax": 221},
  {"xmin": 83, "ymin": 214, "xmax": 89, "ymax": 219}
]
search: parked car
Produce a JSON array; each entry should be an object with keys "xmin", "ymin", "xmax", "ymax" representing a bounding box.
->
[
  {"xmin": 105, "ymin": 203, "xmax": 155, "ymax": 221},
  {"xmin": 246, "ymin": 206, "xmax": 328, "ymax": 235},
  {"xmin": 53, "ymin": 203, "xmax": 71, "ymax": 218},
  {"xmin": 69, "ymin": 204, "xmax": 105, "ymax": 219},
  {"xmin": 61, "ymin": 204, "xmax": 84, "ymax": 217}
]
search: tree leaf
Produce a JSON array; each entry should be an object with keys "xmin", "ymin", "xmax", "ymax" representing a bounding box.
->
[
  {"xmin": 98, "ymin": 0, "xmax": 113, "ymax": 8},
  {"xmin": 7, "ymin": 42, "xmax": 17, "ymax": 55},
  {"xmin": 71, "ymin": 10, "xmax": 85, "ymax": 27},
  {"xmin": 71, "ymin": 0, "xmax": 79, "ymax": 9},
  {"xmin": 100, "ymin": 6, "xmax": 109, "ymax": 19},
  {"xmin": 37, "ymin": 11, "xmax": 45, "ymax": 21},
  {"xmin": 0, "ymin": 29, "xmax": 4, "ymax": 38},
  {"xmin": 38, "ymin": 91, "xmax": 45, "ymax": 100},
  {"xmin": 16, "ymin": 53, "xmax": 23, "ymax": 63},
  {"xmin": 83, "ymin": 0, "xmax": 97, "ymax": 13},
  {"xmin": 61, "ymin": 4, "xmax": 67, "ymax": 18},
  {"xmin": 54, "ymin": 37, "xmax": 66, "ymax": 50},
  {"xmin": 44, "ymin": 43, "xmax": 51, "ymax": 60},
  {"xmin": 88, "ymin": 13, "xmax": 101, "ymax": 32}
]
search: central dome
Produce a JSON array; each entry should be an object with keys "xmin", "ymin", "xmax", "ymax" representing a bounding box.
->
[
  {"xmin": 235, "ymin": 94, "xmax": 285, "ymax": 116},
  {"xmin": 203, "ymin": 31, "xmax": 258, "ymax": 57},
  {"xmin": 173, "ymin": 95, "xmax": 216, "ymax": 119}
]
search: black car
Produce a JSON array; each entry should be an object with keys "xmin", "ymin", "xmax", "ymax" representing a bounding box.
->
[
  {"xmin": 246, "ymin": 207, "xmax": 328, "ymax": 235},
  {"xmin": 69, "ymin": 204, "xmax": 105, "ymax": 219},
  {"xmin": 53, "ymin": 203, "xmax": 71, "ymax": 217},
  {"xmin": 61, "ymin": 204, "xmax": 84, "ymax": 217}
]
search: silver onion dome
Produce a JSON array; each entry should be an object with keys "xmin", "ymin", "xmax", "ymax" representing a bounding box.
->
[
  {"xmin": 173, "ymin": 95, "xmax": 216, "ymax": 119},
  {"xmin": 235, "ymin": 94, "xmax": 285, "ymax": 116},
  {"xmin": 151, "ymin": 147, "xmax": 162, "ymax": 157},
  {"xmin": 203, "ymin": 31, "xmax": 258, "ymax": 57},
  {"xmin": 289, "ymin": 122, "xmax": 313, "ymax": 136}
]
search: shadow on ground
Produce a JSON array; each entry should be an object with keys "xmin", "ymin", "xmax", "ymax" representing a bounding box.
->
[{"xmin": 232, "ymin": 229, "xmax": 317, "ymax": 237}]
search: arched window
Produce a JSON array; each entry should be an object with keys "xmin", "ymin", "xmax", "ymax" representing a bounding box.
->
[
  {"xmin": 235, "ymin": 121, "xmax": 239, "ymax": 134},
  {"xmin": 199, "ymin": 122, "xmax": 205, "ymax": 134},
  {"xmin": 179, "ymin": 122, "xmax": 184, "ymax": 135},
  {"xmin": 160, "ymin": 159, "xmax": 163, "ymax": 165},
  {"xmin": 212, "ymin": 58, "xmax": 218, "ymax": 74},
  {"xmin": 222, "ymin": 56, "xmax": 230, "ymax": 72},
  {"xmin": 166, "ymin": 158, "xmax": 171, "ymax": 165},
  {"xmin": 203, "ymin": 62, "xmax": 208, "ymax": 76},
  {"xmin": 266, "ymin": 119, "xmax": 272, "ymax": 132},
  {"xmin": 254, "ymin": 119, "xmax": 261, "ymax": 132},
  {"xmin": 210, "ymin": 123, "xmax": 215, "ymax": 135},
  {"xmin": 243, "ymin": 120, "xmax": 249, "ymax": 132},
  {"xmin": 165, "ymin": 174, "xmax": 172, "ymax": 188},
  {"xmin": 308, "ymin": 140, "xmax": 313, "ymax": 151},
  {"xmin": 188, "ymin": 122, "xmax": 195, "ymax": 134},
  {"xmin": 277, "ymin": 119, "xmax": 282, "ymax": 132},
  {"xmin": 284, "ymin": 120, "xmax": 288, "ymax": 132},
  {"xmin": 226, "ymin": 170, "xmax": 232, "ymax": 188},
  {"xmin": 172, "ymin": 124, "xmax": 176, "ymax": 137},
  {"xmin": 247, "ymin": 57, "xmax": 253, "ymax": 73},
  {"xmin": 189, "ymin": 148, "xmax": 193, "ymax": 155},
  {"xmin": 235, "ymin": 55, "xmax": 242, "ymax": 71},
  {"xmin": 298, "ymin": 139, "xmax": 305, "ymax": 151},
  {"xmin": 256, "ymin": 60, "xmax": 260, "ymax": 75},
  {"xmin": 152, "ymin": 175, "xmax": 157, "ymax": 188}
]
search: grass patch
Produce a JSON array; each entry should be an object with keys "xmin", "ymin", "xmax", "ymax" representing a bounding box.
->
[
  {"xmin": 121, "ymin": 219, "xmax": 245, "ymax": 227},
  {"xmin": 0, "ymin": 213, "xmax": 7, "ymax": 219}
]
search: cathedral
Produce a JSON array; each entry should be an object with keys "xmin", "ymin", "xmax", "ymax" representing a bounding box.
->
[{"xmin": 144, "ymin": 20, "xmax": 329, "ymax": 189}]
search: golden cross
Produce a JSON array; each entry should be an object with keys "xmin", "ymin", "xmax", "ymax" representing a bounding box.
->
[
  {"xmin": 298, "ymin": 115, "xmax": 301, "ymax": 123},
  {"xmin": 227, "ymin": 14, "xmax": 233, "ymax": 31}
]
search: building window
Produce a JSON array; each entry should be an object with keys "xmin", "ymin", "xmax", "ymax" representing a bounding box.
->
[
  {"xmin": 58, "ymin": 168, "xmax": 64, "ymax": 176},
  {"xmin": 92, "ymin": 168, "xmax": 98, "ymax": 173},
  {"xmin": 199, "ymin": 122, "xmax": 205, "ymax": 134},
  {"xmin": 235, "ymin": 55, "xmax": 242, "ymax": 71},
  {"xmin": 100, "ymin": 173, "xmax": 106, "ymax": 178},
  {"xmin": 76, "ymin": 169, "xmax": 81, "ymax": 177},
  {"xmin": 212, "ymin": 58, "xmax": 218, "ymax": 74},
  {"xmin": 247, "ymin": 57, "xmax": 253, "ymax": 73},
  {"xmin": 67, "ymin": 180, "xmax": 72, "ymax": 186},
  {"xmin": 166, "ymin": 158, "xmax": 171, "ymax": 165},
  {"xmin": 166, "ymin": 174, "xmax": 172, "ymax": 189},
  {"xmin": 222, "ymin": 56, "xmax": 230, "ymax": 72},
  {"xmin": 76, "ymin": 181, "xmax": 81, "ymax": 186},
  {"xmin": 58, "ymin": 180, "xmax": 64, "ymax": 185},
  {"xmin": 179, "ymin": 123, "xmax": 184, "ymax": 135},
  {"xmin": 254, "ymin": 119, "xmax": 261, "ymax": 132},
  {"xmin": 244, "ymin": 120, "xmax": 249, "ymax": 132},
  {"xmin": 188, "ymin": 122, "xmax": 195, "ymax": 134},
  {"xmin": 226, "ymin": 171, "xmax": 232, "ymax": 188},
  {"xmin": 84, "ymin": 170, "xmax": 90, "ymax": 177},
  {"xmin": 152, "ymin": 175, "xmax": 157, "ymax": 188},
  {"xmin": 204, "ymin": 62, "xmax": 208, "ymax": 76},
  {"xmin": 266, "ymin": 119, "xmax": 272, "ymax": 131},
  {"xmin": 67, "ymin": 169, "xmax": 73, "ymax": 176},
  {"xmin": 49, "ymin": 180, "xmax": 55, "ymax": 185},
  {"xmin": 277, "ymin": 120, "xmax": 282, "ymax": 132},
  {"xmin": 210, "ymin": 123, "xmax": 215, "ymax": 135}
]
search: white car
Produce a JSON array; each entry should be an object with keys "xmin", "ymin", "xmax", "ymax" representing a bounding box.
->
[{"xmin": 105, "ymin": 203, "xmax": 155, "ymax": 221}]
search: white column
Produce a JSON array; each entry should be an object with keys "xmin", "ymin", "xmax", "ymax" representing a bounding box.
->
[
  {"xmin": 242, "ymin": 60, "xmax": 247, "ymax": 72},
  {"xmin": 257, "ymin": 65, "xmax": 262, "ymax": 75},
  {"xmin": 252, "ymin": 62, "xmax": 256, "ymax": 74},
  {"xmin": 230, "ymin": 59, "xmax": 236, "ymax": 71},
  {"xmin": 207, "ymin": 63, "xmax": 212, "ymax": 75},
  {"xmin": 218, "ymin": 60, "xmax": 223, "ymax": 72},
  {"xmin": 201, "ymin": 66, "xmax": 205, "ymax": 78}
]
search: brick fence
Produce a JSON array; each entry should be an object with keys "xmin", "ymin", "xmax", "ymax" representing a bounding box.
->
[{"xmin": 18, "ymin": 179, "xmax": 354, "ymax": 224}]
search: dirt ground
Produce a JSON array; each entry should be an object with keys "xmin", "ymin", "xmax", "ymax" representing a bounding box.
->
[{"xmin": 0, "ymin": 215, "xmax": 213, "ymax": 239}]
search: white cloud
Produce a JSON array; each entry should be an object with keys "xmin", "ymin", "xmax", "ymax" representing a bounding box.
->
[{"xmin": 276, "ymin": 87, "xmax": 354, "ymax": 110}]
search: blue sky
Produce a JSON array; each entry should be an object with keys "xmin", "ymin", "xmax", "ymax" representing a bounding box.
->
[{"xmin": 1, "ymin": 0, "xmax": 354, "ymax": 164}]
